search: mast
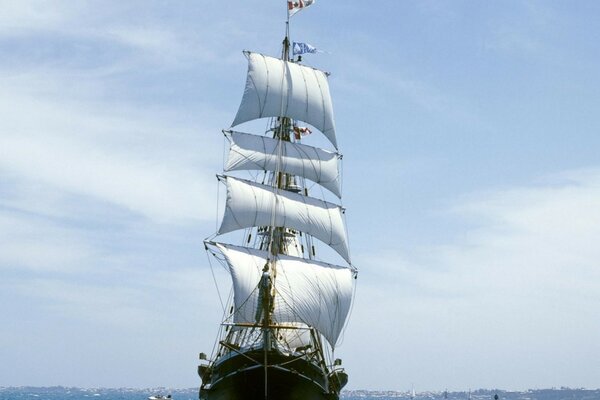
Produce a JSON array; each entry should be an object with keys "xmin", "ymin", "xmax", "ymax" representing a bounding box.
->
[
  {"xmin": 215, "ymin": 40, "xmax": 353, "ymax": 329},
  {"xmin": 265, "ymin": 15, "xmax": 292, "ymax": 257},
  {"xmin": 260, "ymin": 15, "xmax": 294, "ymax": 399}
]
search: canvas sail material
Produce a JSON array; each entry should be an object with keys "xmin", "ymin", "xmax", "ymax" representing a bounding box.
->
[
  {"xmin": 215, "ymin": 243, "xmax": 354, "ymax": 347},
  {"xmin": 276, "ymin": 323, "xmax": 312, "ymax": 349},
  {"xmin": 225, "ymin": 131, "xmax": 342, "ymax": 197},
  {"xmin": 218, "ymin": 176, "xmax": 350, "ymax": 263},
  {"xmin": 231, "ymin": 52, "xmax": 338, "ymax": 149}
]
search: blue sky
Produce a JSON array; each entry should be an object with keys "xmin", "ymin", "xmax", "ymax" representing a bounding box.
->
[{"xmin": 1, "ymin": 0, "xmax": 600, "ymax": 392}]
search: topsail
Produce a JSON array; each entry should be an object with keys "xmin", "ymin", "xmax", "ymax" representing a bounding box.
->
[
  {"xmin": 225, "ymin": 130, "xmax": 342, "ymax": 197},
  {"xmin": 231, "ymin": 52, "xmax": 338, "ymax": 149},
  {"xmin": 218, "ymin": 176, "xmax": 350, "ymax": 263}
]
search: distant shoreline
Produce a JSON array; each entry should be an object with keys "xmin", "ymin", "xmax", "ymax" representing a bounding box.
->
[{"xmin": 1, "ymin": 386, "xmax": 600, "ymax": 399}]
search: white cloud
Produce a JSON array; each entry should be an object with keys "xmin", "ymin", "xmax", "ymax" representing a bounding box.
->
[
  {"xmin": 346, "ymin": 167, "xmax": 600, "ymax": 390},
  {"xmin": 358, "ymin": 168, "xmax": 600, "ymax": 299},
  {"xmin": 0, "ymin": 1, "xmax": 231, "ymax": 226},
  {"xmin": 1, "ymin": 132, "xmax": 214, "ymax": 223},
  {"xmin": 0, "ymin": 2, "xmax": 229, "ymax": 362},
  {"xmin": 104, "ymin": 26, "xmax": 220, "ymax": 67},
  {"xmin": 484, "ymin": 2, "xmax": 558, "ymax": 57},
  {"xmin": 0, "ymin": 66, "xmax": 221, "ymax": 223},
  {"xmin": 0, "ymin": 0, "xmax": 72, "ymax": 34},
  {"xmin": 334, "ymin": 53, "xmax": 485, "ymax": 131},
  {"xmin": 0, "ymin": 210, "xmax": 99, "ymax": 273},
  {"xmin": 451, "ymin": 168, "xmax": 600, "ymax": 293}
]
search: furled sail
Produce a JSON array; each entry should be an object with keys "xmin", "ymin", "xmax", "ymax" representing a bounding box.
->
[
  {"xmin": 215, "ymin": 243, "xmax": 354, "ymax": 347},
  {"xmin": 224, "ymin": 131, "xmax": 342, "ymax": 197},
  {"xmin": 231, "ymin": 52, "xmax": 338, "ymax": 149},
  {"xmin": 218, "ymin": 176, "xmax": 350, "ymax": 263}
]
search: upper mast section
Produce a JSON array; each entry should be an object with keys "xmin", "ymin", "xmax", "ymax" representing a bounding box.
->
[
  {"xmin": 283, "ymin": 20, "xmax": 290, "ymax": 62},
  {"xmin": 284, "ymin": 0, "xmax": 316, "ymax": 61},
  {"xmin": 268, "ymin": 18, "xmax": 291, "ymax": 257}
]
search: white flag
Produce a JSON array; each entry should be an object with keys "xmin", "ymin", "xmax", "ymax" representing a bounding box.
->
[{"xmin": 288, "ymin": 0, "xmax": 315, "ymax": 17}]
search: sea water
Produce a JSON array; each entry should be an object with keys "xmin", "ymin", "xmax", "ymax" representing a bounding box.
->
[{"xmin": 1, "ymin": 387, "xmax": 599, "ymax": 400}]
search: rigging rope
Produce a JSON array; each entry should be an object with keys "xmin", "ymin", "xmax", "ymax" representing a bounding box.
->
[{"xmin": 205, "ymin": 248, "xmax": 226, "ymax": 314}]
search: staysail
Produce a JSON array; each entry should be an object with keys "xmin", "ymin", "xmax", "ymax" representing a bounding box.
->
[
  {"xmin": 231, "ymin": 52, "xmax": 337, "ymax": 149},
  {"xmin": 218, "ymin": 176, "xmax": 350, "ymax": 263},
  {"xmin": 215, "ymin": 243, "xmax": 354, "ymax": 347},
  {"xmin": 224, "ymin": 130, "xmax": 342, "ymax": 197}
]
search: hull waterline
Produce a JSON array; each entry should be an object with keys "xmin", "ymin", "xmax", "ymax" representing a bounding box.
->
[{"xmin": 199, "ymin": 349, "xmax": 345, "ymax": 400}]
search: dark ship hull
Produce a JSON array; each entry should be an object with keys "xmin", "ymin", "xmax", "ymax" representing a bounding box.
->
[{"xmin": 199, "ymin": 349, "xmax": 346, "ymax": 400}]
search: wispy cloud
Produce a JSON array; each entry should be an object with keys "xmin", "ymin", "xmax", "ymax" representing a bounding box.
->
[
  {"xmin": 0, "ymin": 0, "xmax": 73, "ymax": 34},
  {"xmin": 0, "ymin": 208, "xmax": 100, "ymax": 273},
  {"xmin": 349, "ymin": 167, "xmax": 600, "ymax": 390},
  {"xmin": 484, "ymin": 1, "xmax": 558, "ymax": 58},
  {"xmin": 333, "ymin": 52, "xmax": 486, "ymax": 132},
  {"xmin": 357, "ymin": 167, "xmax": 600, "ymax": 307},
  {"xmin": 0, "ymin": 4, "xmax": 227, "ymax": 377},
  {"xmin": 0, "ymin": 58, "xmax": 221, "ymax": 223},
  {"xmin": 104, "ymin": 25, "xmax": 222, "ymax": 67},
  {"xmin": 448, "ymin": 168, "xmax": 600, "ymax": 295}
]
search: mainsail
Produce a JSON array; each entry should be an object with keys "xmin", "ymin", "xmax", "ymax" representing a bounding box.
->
[
  {"xmin": 231, "ymin": 52, "xmax": 338, "ymax": 148},
  {"xmin": 215, "ymin": 243, "xmax": 354, "ymax": 347}
]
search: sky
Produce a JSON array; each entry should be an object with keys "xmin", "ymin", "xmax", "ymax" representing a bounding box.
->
[{"xmin": 1, "ymin": 0, "xmax": 600, "ymax": 392}]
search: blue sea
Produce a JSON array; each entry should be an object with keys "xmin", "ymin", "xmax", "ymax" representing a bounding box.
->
[{"xmin": 1, "ymin": 387, "xmax": 600, "ymax": 400}]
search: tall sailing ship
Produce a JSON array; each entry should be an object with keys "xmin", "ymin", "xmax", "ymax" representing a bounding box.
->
[{"xmin": 198, "ymin": 3, "xmax": 358, "ymax": 399}]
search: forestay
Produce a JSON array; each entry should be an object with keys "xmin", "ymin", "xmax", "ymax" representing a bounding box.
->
[
  {"xmin": 218, "ymin": 176, "xmax": 350, "ymax": 263},
  {"xmin": 225, "ymin": 131, "xmax": 342, "ymax": 197},
  {"xmin": 231, "ymin": 52, "xmax": 338, "ymax": 149},
  {"xmin": 215, "ymin": 243, "xmax": 354, "ymax": 347}
]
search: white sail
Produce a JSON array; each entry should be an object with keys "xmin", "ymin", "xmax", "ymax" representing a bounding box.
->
[
  {"xmin": 231, "ymin": 52, "xmax": 337, "ymax": 149},
  {"xmin": 218, "ymin": 176, "xmax": 350, "ymax": 263},
  {"xmin": 225, "ymin": 131, "xmax": 342, "ymax": 197},
  {"xmin": 215, "ymin": 243, "xmax": 354, "ymax": 347},
  {"xmin": 276, "ymin": 323, "xmax": 311, "ymax": 349}
]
